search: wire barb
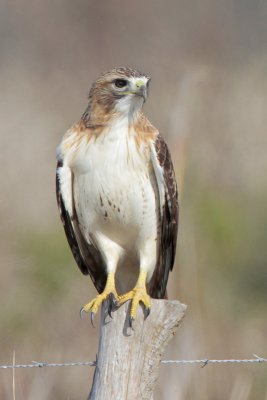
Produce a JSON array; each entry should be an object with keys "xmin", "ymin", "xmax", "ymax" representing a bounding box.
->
[
  {"xmin": 0, "ymin": 355, "xmax": 266, "ymax": 370},
  {"xmin": 0, "ymin": 361, "xmax": 96, "ymax": 370},
  {"xmin": 161, "ymin": 354, "xmax": 267, "ymax": 366}
]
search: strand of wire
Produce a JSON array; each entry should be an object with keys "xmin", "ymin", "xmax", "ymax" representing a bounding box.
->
[{"xmin": 0, "ymin": 355, "xmax": 266, "ymax": 370}]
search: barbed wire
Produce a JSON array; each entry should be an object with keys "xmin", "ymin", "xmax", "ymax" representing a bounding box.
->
[{"xmin": 0, "ymin": 355, "xmax": 266, "ymax": 370}]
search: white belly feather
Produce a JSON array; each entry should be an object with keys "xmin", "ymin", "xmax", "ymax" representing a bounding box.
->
[{"xmin": 67, "ymin": 119, "xmax": 158, "ymax": 291}]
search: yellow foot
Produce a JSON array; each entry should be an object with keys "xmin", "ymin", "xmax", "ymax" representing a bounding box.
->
[
  {"xmin": 80, "ymin": 272, "xmax": 118, "ymax": 325},
  {"xmin": 117, "ymin": 285, "xmax": 151, "ymax": 327}
]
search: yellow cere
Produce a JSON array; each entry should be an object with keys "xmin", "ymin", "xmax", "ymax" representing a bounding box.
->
[{"xmin": 135, "ymin": 79, "xmax": 145, "ymax": 88}]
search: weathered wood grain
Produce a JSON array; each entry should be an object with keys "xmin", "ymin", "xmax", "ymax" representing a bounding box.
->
[{"xmin": 88, "ymin": 299, "xmax": 186, "ymax": 400}]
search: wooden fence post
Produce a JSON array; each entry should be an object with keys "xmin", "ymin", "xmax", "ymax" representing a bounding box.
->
[{"xmin": 88, "ymin": 299, "xmax": 187, "ymax": 400}]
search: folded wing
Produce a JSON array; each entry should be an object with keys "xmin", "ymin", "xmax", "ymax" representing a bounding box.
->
[
  {"xmin": 56, "ymin": 160, "xmax": 107, "ymax": 293},
  {"xmin": 149, "ymin": 134, "xmax": 179, "ymax": 298}
]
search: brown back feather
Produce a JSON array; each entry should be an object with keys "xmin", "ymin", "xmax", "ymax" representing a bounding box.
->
[{"xmin": 147, "ymin": 135, "xmax": 179, "ymax": 299}]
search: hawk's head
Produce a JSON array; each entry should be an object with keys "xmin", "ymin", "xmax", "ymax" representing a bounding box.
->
[{"xmin": 85, "ymin": 67, "xmax": 150, "ymax": 123}]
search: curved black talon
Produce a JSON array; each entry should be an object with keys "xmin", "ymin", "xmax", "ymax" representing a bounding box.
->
[
  {"xmin": 80, "ymin": 307, "xmax": 85, "ymax": 319},
  {"xmin": 129, "ymin": 316, "xmax": 135, "ymax": 329},
  {"xmin": 108, "ymin": 302, "xmax": 113, "ymax": 318},
  {"xmin": 144, "ymin": 307, "xmax": 151, "ymax": 319},
  {"xmin": 90, "ymin": 312, "xmax": 95, "ymax": 327},
  {"xmin": 107, "ymin": 293, "xmax": 115, "ymax": 318}
]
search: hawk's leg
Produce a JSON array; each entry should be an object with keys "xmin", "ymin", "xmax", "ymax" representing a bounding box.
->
[
  {"xmin": 80, "ymin": 272, "xmax": 118, "ymax": 322},
  {"xmin": 117, "ymin": 270, "xmax": 151, "ymax": 326}
]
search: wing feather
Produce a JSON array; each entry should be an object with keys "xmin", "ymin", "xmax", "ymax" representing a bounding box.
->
[
  {"xmin": 56, "ymin": 160, "xmax": 106, "ymax": 293},
  {"xmin": 148, "ymin": 134, "xmax": 179, "ymax": 298}
]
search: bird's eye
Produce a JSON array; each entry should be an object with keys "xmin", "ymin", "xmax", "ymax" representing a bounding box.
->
[{"xmin": 114, "ymin": 79, "xmax": 127, "ymax": 88}]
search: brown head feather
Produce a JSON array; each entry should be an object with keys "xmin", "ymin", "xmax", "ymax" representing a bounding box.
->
[{"xmin": 81, "ymin": 67, "xmax": 150, "ymax": 130}]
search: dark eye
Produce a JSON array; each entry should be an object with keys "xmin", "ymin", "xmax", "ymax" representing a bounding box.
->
[{"xmin": 114, "ymin": 79, "xmax": 127, "ymax": 88}]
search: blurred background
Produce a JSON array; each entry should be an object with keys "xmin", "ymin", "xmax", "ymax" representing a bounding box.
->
[{"xmin": 0, "ymin": 0, "xmax": 266, "ymax": 399}]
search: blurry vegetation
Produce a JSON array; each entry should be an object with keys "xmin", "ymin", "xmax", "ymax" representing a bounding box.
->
[
  {"xmin": 17, "ymin": 229, "xmax": 73, "ymax": 301},
  {"xmin": 0, "ymin": 0, "xmax": 267, "ymax": 399},
  {"xmin": 1, "ymin": 229, "xmax": 73, "ymax": 339},
  {"xmin": 191, "ymin": 182, "xmax": 267, "ymax": 314}
]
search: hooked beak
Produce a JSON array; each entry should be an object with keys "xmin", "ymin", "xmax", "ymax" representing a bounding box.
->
[
  {"xmin": 132, "ymin": 79, "xmax": 148, "ymax": 101},
  {"xmin": 122, "ymin": 79, "xmax": 148, "ymax": 102}
]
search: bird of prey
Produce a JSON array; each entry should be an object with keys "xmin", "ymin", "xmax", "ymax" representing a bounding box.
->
[{"xmin": 56, "ymin": 67, "xmax": 178, "ymax": 325}]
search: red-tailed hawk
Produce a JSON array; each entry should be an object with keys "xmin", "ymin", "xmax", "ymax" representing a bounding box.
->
[{"xmin": 56, "ymin": 67, "xmax": 178, "ymax": 325}]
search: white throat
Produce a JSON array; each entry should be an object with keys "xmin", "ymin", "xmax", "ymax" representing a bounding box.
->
[{"xmin": 114, "ymin": 95, "xmax": 144, "ymax": 122}]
